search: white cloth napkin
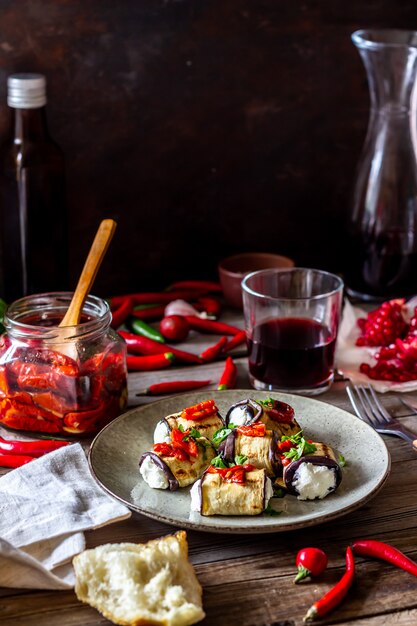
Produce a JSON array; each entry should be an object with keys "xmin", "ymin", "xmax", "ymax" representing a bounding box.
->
[
  {"xmin": 336, "ymin": 297, "xmax": 417, "ymax": 393},
  {"xmin": 0, "ymin": 443, "xmax": 131, "ymax": 590}
]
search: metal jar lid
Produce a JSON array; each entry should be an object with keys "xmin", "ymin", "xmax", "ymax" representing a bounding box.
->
[{"xmin": 7, "ymin": 73, "xmax": 47, "ymax": 109}]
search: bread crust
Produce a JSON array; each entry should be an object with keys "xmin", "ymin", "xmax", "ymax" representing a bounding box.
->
[{"xmin": 73, "ymin": 530, "xmax": 205, "ymax": 626}]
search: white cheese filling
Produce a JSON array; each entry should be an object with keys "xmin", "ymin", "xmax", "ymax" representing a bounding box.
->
[
  {"xmin": 190, "ymin": 479, "xmax": 201, "ymax": 511},
  {"xmin": 264, "ymin": 476, "xmax": 273, "ymax": 508},
  {"xmin": 292, "ymin": 462, "xmax": 336, "ymax": 500},
  {"xmin": 139, "ymin": 455, "xmax": 169, "ymax": 490},
  {"xmin": 153, "ymin": 420, "xmax": 171, "ymax": 444},
  {"xmin": 228, "ymin": 405, "xmax": 252, "ymax": 426}
]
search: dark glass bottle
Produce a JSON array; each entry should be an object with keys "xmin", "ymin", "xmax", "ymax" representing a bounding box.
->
[{"xmin": 0, "ymin": 73, "xmax": 67, "ymax": 302}]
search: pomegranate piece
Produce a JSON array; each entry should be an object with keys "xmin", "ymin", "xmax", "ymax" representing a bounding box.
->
[{"xmin": 356, "ymin": 299, "xmax": 408, "ymax": 347}]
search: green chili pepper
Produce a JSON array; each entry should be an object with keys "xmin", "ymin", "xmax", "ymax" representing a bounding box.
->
[{"xmin": 130, "ymin": 318, "xmax": 165, "ymax": 343}]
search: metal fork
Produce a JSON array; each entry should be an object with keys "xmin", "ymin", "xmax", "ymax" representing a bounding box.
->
[{"xmin": 347, "ymin": 384, "xmax": 417, "ymax": 451}]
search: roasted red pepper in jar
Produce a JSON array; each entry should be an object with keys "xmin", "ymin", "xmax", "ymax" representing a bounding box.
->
[{"xmin": 0, "ymin": 293, "xmax": 128, "ymax": 436}]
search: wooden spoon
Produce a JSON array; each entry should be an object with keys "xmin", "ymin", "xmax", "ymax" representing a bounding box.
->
[{"xmin": 59, "ymin": 219, "xmax": 117, "ymax": 327}]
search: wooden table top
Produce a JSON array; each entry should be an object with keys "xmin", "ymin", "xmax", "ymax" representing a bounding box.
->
[{"xmin": 1, "ymin": 315, "xmax": 417, "ymax": 626}]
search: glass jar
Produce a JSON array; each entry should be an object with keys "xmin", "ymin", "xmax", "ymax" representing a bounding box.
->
[{"xmin": 0, "ymin": 292, "xmax": 127, "ymax": 435}]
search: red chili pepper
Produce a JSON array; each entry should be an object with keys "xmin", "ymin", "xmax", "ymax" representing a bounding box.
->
[
  {"xmin": 126, "ymin": 352, "xmax": 175, "ymax": 371},
  {"xmin": 352, "ymin": 539, "xmax": 417, "ymax": 577},
  {"xmin": 0, "ymin": 453, "xmax": 35, "ymax": 468},
  {"xmin": 294, "ymin": 547, "xmax": 328, "ymax": 583},
  {"xmin": 304, "ymin": 546, "xmax": 355, "ymax": 622},
  {"xmin": 224, "ymin": 330, "xmax": 247, "ymax": 351},
  {"xmin": 118, "ymin": 331, "xmax": 202, "ymax": 364},
  {"xmin": 236, "ymin": 423, "xmax": 266, "ymax": 437},
  {"xmin": 130, "ymin": 290, "xmax": 208, "ymax": 305},
  {"xmin": 200, "ymin": 336, "xmax": 228, "ymax": 362},
  {"xmin": 217, "ymin": 356, "xmax": 237, "ymax": 390},
  {"xmin": 137, "ymin": 380, "xmax": 211, "ymax": 396},
  {"xmin": 166, "ymin": 280, "xmax": 223, "ymax": 293},
  {"xmin": 0, "ymin": 436, "xmax": 70, "ymax": 457},
  {"xmin": 131, "ymin": 304, "xmax": 166, "ymax": 321},
  {"xmin": 185, "ymin": 316, "xmax": 242, "ymax": 336},
  {"xmin": 109, "ymin": 296, "xmax": 133, "ymax": 329}
]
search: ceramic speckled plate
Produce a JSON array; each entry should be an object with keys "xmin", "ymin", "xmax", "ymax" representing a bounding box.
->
[{"xmin": 88, "ymin": 390, "xmax": 391, "ymax": 534}]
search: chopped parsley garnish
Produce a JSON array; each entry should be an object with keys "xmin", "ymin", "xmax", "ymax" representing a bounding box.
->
[
  {"xmin": 281, "ymin": 430, "xmax": 317, "ymax": 461},
  {"xmin": 211, "ymin": 455, "xmax": 229, "ymax": 469},
  {"xmin": 258, "ymin": 397, "xmax": 275, "ymax": 408},
  {"xmin": 212, "ymin": 427, "xmax": 233, "ymax": 445},
  {"xmin": 272, "ymin": 487, "xmax": 286, "ymax": 498},
  {"xmin": 210, "ymin": 453, "xmax": 248, "ymax": 468},
  {"xmin": 338, "ymin": 454, "xmax": 347, "ymax": 467},
  {"xmin": 178, "ymin": 424, "xmax": 185, "ymax": 432},
  {"xmin": 264, "ymin": 504, "xmax": 282, "ymax": 516},
  {"xmin": 182, "ymin": 427, "xmax": 201, "ymax": 441}
]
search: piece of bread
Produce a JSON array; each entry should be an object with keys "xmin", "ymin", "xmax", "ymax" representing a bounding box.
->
[{"xmin": 73, "ymin": 530, "xmax": 205, "ymax": 626}]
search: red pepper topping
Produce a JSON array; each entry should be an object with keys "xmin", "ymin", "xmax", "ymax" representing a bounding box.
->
[
  {"xmin": 200, "ymin": 336, "xmax": 228, "ymax": 362},
  {"xmin": 236, "ymin": 423, "xmax": 266, "ymax": 437},
  {"xmin": 294, "ymin": 547, "xmax": 328, "ymax": 583},
  {"xmin": 352, "ymin": 539, "xmax": 417, "ymax": 577},
  {"xmin": 262, "ymin": 399, "xmax": 295, "ymax": 423},
  {"xmin": 206, "ymin": 463, "xmax": 256, "ymax": 484},
  {"xmin": 304, "ymin": 546, "xmax": 355, "ymax": 621},
  {"xmin": 153, "ymin": 427, "xmax": 200, "ymax": 461},
  {"xmin": 278, "ymin": 439, "xmax": 294, "ymax": 452},
  {"xmin": 181, "ymin": 399, "xmax": 218, "ymax": 421},
  {"xmin": 217, "ymin": 356, "xmax": 237, "ymax": 390}
]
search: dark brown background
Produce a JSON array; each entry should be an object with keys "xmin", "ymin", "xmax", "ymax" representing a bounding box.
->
[{"xmin": 0, "ymin": 0, "xmax": 415, "ymax": 296}]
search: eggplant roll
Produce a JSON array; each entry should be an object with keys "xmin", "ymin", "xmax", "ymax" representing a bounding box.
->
[
  {"xmin": 259, "ymin": 413, "xmax": 301, "ymax": 439},
  {"xmin": 283, "ymin": 442, "xmax": 342, "ymax": 500},
  {"xmin": 139, "ymin": 438, "xmax": 215, "ymax": 491},
  {"xmin": 190, "ymin": 468, "xmax": 273, "ymax": 516},
  {"xmin": 218, "ymin": 429, "xmax": 281, "ymax": 477},
  {"xmin": 153, "ymin": 411, "xmax": 225, "ymax": 444},
  {"xmin": 225, "ymin": 398, "xmax": 263, "ymax": 427},
  {"xmin": 225, "ymin": 398, "xmax": 301, "ymax": 439}
]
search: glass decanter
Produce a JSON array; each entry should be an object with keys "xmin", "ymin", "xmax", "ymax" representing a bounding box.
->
[{"xmin": 346, "ymin": 29, "xmax": 417, "ymax": 300}]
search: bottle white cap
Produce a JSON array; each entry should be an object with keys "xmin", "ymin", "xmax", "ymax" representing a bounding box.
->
[{"xmin": 7, "ymin": 73, "xmax": 47, "ymax": 109}]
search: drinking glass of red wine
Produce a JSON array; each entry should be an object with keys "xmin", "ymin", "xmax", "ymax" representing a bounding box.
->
[{"xmin": 241, "ymin": 268, "xmax": 344, "ymax": 395}]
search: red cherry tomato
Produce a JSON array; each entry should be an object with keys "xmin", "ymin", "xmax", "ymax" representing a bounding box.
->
[
  {"xmin": 294, "ymin": 547, "xmax": 328, "ymax": 583},
  {"xmin": 159, "ymin": 315, "xmax": 190, "ymax": 342}
]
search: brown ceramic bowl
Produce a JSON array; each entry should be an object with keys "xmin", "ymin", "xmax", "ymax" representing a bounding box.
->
[{"xmin": 218, "ymin": 252, "xmax": 295, "ymax": 308}]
